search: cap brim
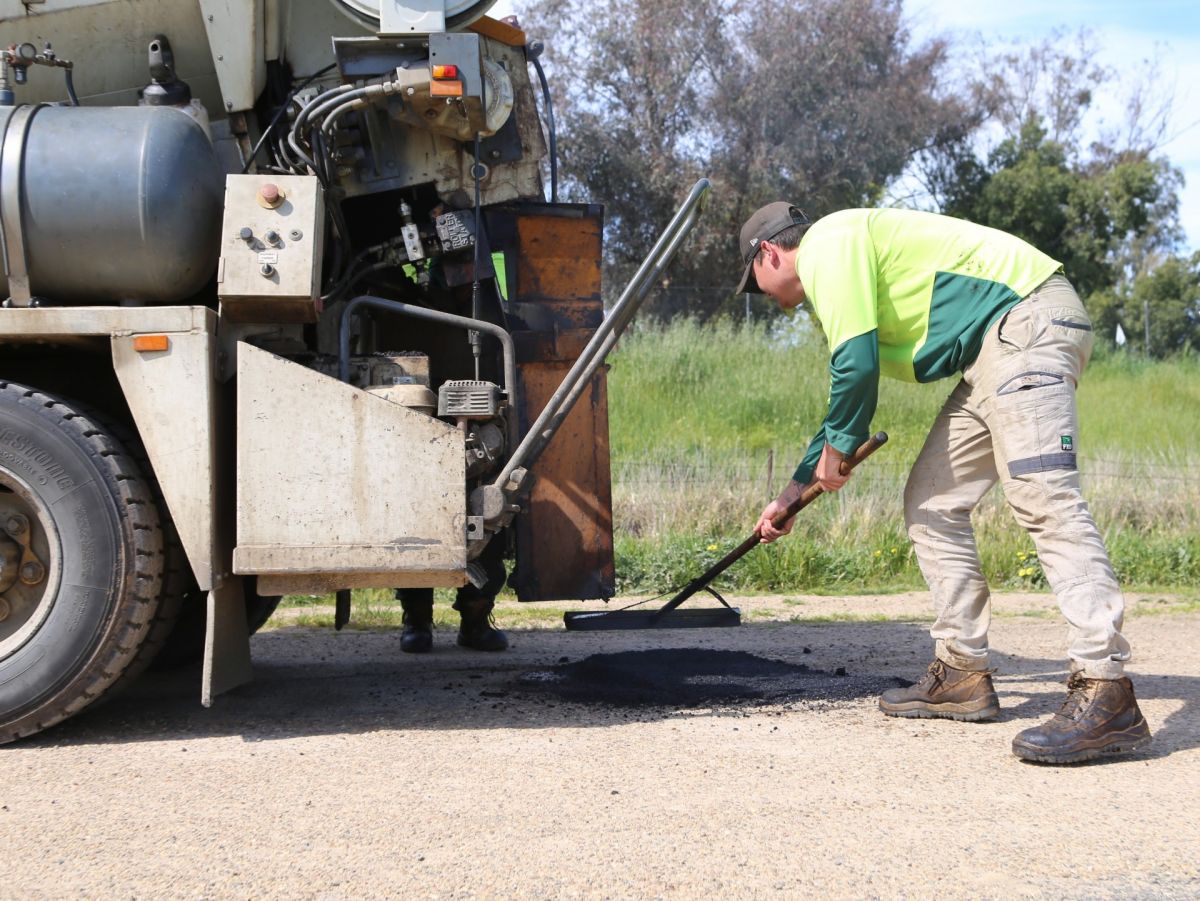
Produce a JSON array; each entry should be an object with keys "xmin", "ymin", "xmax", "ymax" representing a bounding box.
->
[{"xmin": 735, "ymin": 257, "xmax": 761, "ymax": 295}]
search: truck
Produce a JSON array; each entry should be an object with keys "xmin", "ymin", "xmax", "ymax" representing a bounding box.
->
[{"xmin": 0, "ymin": 0, "xmax": 709, "ymax": 743}]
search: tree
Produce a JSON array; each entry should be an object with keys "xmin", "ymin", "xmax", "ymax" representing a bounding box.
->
[
  {"xmin": 918, "ymin": 31, "xmax": 1184, "ymax": 306},
  {"xmin": 517, "ymin": 0, "xmax": 967, "ymax": 319},
  {"xmin": 1090, "ymin": 253, "xmax": 1200, "ymax": 357},
  {"xmin": 941, "ymin": 120, "xmax": 1181, "ymax": 298}
]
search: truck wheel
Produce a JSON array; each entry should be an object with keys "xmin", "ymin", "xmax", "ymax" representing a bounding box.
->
[{"xmin": 0, "ymin": 382, "xmax": 165, "ymax": 744}]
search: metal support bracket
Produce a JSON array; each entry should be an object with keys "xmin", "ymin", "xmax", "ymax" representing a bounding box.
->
[
  {"xmin": 201, "ymin": 576, "xmax": 253, "ymax": 707},
  {"xmin": 0, "ymin": 104, "xmax": 43, "ymax": 306}
]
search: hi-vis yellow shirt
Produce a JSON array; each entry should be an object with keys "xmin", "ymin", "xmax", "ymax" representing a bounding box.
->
[{"xmin": 792, "ymin": 208, "xmax": 1060, "ymax": 483}]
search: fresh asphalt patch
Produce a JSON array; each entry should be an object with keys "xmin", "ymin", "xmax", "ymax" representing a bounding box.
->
[{"xmin": 514, "ymin": 648, "xmax": 908, "ymax": 709}]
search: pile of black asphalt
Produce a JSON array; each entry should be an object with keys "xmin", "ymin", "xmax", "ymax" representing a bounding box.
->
[{"xmin": 516, "ymin": 648, "xmax": 907, "ymax": 709}]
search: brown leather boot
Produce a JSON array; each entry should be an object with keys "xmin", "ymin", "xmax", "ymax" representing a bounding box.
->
[
  {"xmin": 1012, "ymin": 674, "xmax": 1151, "ymax": 764},
  {"xmin": 879, "ymin": 659, "xmax": 1000, "ymax": 721}
]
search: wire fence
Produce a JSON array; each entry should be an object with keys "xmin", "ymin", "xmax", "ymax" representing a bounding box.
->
[
  {"xmin": 609, "ymin": 449, "xmax": 1200, "ymax": 538},
  {"xmin": 612, "ymin": 451, "xmax": 1200, "ymax": 489}
]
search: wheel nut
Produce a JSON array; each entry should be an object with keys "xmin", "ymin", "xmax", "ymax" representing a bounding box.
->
[
  {"xmin": 0, "ymin": 597, "xmax": 9, "ymax": 623},
  {"xmin": 20, "ymin": 560, "xmax": 44, "ymax": 585},
  {"xmin": 5, "ymin": 515, "xmax": 27, "ymax": 537}
]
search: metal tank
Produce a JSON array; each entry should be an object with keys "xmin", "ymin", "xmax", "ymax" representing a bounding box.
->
[{"xmin": 0, "ymin": 105, "xmax": 223, "ymax": 305}]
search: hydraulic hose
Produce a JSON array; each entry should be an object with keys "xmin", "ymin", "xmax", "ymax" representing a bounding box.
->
[
  {"xmin": 287, "ymin": 83, "xmax": 358, "ymax": 174},
  {"xmin": 63, "ymin": 68, "xmax": 78, "ymax": 107},
  {"xmin": 243, "ymin": 63, "xmax": 336, "ymax": 174},
  {"xmin": 528, "ymin": 43, "xmax": 558, "ymax": 204}
]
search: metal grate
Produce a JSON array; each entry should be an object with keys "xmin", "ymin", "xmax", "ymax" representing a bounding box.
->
[{"xmin": 438, "ymin": 380, "xmax": 500, "ymax": 417}]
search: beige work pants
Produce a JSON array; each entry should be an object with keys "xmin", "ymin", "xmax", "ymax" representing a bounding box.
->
[{"xmin": 904, "ymin": 274, "xmax": 1131, "ymax": 679}]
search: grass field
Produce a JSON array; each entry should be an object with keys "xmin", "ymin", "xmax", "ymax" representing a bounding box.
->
[{"xmin": 606, "ymin": 317, "xmax": 1200, "ymax": 594}]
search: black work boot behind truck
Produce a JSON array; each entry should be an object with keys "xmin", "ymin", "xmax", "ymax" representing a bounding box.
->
[
  {"xmin": 453, "ymin": 539, "xmax": 509, "ymax": 651},
  {"xmin": 397, "ymin": 588, "xmax": 434, "ymax": 654},
  {"xmin": 453, "ymin": 596, "xmax": 509, "ymax": 651},
  {"xmin": 1012, "ymin": 674, "xmax": 1151, "ymax": 764}
]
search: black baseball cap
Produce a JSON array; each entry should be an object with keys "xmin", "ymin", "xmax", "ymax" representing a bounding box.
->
[{"xmin": 735, "ymin": 202, "xmax": 811, "ymax": 294}]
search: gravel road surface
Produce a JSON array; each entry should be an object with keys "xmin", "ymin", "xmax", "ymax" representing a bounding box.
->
[{"xmin": 2, "ymin": 594, "xmax": 1197, "ymax": 899}]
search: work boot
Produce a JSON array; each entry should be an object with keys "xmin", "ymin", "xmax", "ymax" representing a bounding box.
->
[
  {"xmin": 397, "ymin": 591, "xmax": 434, "ymax": 654},
  {"xmin": 1011, "ymin": 674, "xmax": 1151, "ymax": 764},
  {"xmin": 454, "ymin": 598, "xmax": 508, "ymax": 651},
  {"xmin": 879, "ymin": 659, "xmax": 1000, "ymax": 721}
]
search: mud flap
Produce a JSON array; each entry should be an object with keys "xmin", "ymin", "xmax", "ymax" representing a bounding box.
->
[{"xmin": 201, "ymin": 576, "xmax": 252, "ymax": 707}]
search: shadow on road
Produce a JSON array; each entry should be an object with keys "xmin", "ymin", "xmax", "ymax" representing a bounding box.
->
[{"xmin": 13, "ymin": 620, "xmax": 1197, "ymax": 759}]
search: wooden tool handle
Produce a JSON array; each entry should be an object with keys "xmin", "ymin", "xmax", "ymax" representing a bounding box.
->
[
  {"xmin": 770, "ymin": 431, "xmax": 889, "ymax": 528},
  {"xmin": 652, "ymin": 431, "xmax": 890, "ymax": 619}
]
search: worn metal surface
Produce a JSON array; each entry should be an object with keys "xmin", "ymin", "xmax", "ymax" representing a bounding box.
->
[
  {"xmin": 233, "ymin": 342, "xmax": 467, "ymax": 590},
  {"xmin": 0, "ymin": 0, "xmax": 224, "ymax": 113},
  {"xmin": 0, "ymin": 305, "xmax": 211, "ymax": 340},
  {"xmin": 504, "ymin": 206, "xmax": 614, "ymax": 601},
  {"xmin": 112, "ymin": 329, "xmax": 221, "ymax": 591},
  {"xmin": 512, "ymin": 364, "xmax": 614, "ymax": 600},
  {"xmin": 201, "ymin": 574, "xmax": 252, "ymax": 707},
  {"xmin": 0, "ymin": 104, "xmax": 37, "ymax": 306},
  {"xmin": 217, "ymin": 174, "xmax": 325, "ymax": 323},
  {"xmin": 197, "ymin": 0, "xmax": 266, "ymax": 112},
  {"xmin": 338, "ymin": 33, "xmax": 544, "ymax": 205}
]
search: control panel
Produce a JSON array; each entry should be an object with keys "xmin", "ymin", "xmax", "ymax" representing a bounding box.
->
[{"xmin": 217, "ymin": 175, "xmax": 325, "ymax": 323}]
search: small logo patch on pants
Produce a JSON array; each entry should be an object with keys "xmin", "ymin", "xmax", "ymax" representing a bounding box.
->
[{"xmin": 1061, "ymin": 435, "xmax": 1074, "ymax": 452}]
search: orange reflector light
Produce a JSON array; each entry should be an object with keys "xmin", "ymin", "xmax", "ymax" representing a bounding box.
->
[
  {"xmin": 430, "ymin": 79, "xmax": 464, "ymax": 98},
  {"xmin": 431, "ymin": 64, "xmax": 459, "ymax": 79},
  {"xmin": 133, "ymin": 335, "xmax": 170, "ymax": 353}
]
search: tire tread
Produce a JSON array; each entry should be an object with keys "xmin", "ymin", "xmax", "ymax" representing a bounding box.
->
[{"xmin": 0, "ymin": 382, "xmax": 168, "ymax": 744}]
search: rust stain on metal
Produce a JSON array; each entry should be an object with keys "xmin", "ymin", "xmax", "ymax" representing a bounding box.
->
[
  {"xmin": 513, "ymin": 364, "xmax": 614, "ymax": 600},
  {"xmin": 508, "ymin": 207, "xmax": 614, "ymax": 601},
  {"xmin": 516, "ymin": 215, "xmax": 602, "ymax": 307}
]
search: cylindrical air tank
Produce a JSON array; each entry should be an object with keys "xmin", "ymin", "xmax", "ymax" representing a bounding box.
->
[{"xmin": 0, "ymin": 104, "xmax": 223, "ymax": 304}]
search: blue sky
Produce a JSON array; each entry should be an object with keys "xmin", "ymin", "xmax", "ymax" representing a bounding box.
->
[{"xmin": 493, "ymin": 0, "xmax": 1200, "ymax": 252}]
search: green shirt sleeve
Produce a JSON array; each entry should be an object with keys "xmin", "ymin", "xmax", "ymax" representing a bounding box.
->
[
  {"xmin": 792, "ymin": 332, "xmax": 880, "ymax": 483},
  {"xmin": 791, "ymin": 213, "xmax": 882, "ymax": 484}
]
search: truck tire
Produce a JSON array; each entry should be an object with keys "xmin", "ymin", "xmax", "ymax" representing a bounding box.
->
[{"xmin": 0, "ymin": 382, "xmax": 165, "ymax": 744}]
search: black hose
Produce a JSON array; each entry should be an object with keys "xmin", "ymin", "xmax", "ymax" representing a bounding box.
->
[
  {"xmin": 288, "ymin": 83, "xmax": 361, "ymax": 176},
  {"xmin": 529, "ymin": 49, "xmax": 557, "ymax": 204},
  {"xmin": 242, "ymin": 63, "xmax": 336, "ymax": 174},
  {"xmin": 64, "ymin": 67, "xmax": 79, "ymax": 106}
]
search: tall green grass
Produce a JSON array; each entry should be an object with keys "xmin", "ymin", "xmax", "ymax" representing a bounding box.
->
[{"xmin": 606, "ymin": 318, "xmax": 1200, "ymax": 594}]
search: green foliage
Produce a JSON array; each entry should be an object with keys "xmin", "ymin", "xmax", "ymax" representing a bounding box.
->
[
  {"xmin": 520, "ymin": 0, "xmax": 966, "ymax": 319},
  {"xmin": 1090, "ymin": 252, "xmax": 1200, "ymax": 356},
  {"xmin": 943, "ymin": 120, "xmax": 1181, "ymax": 299}
]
